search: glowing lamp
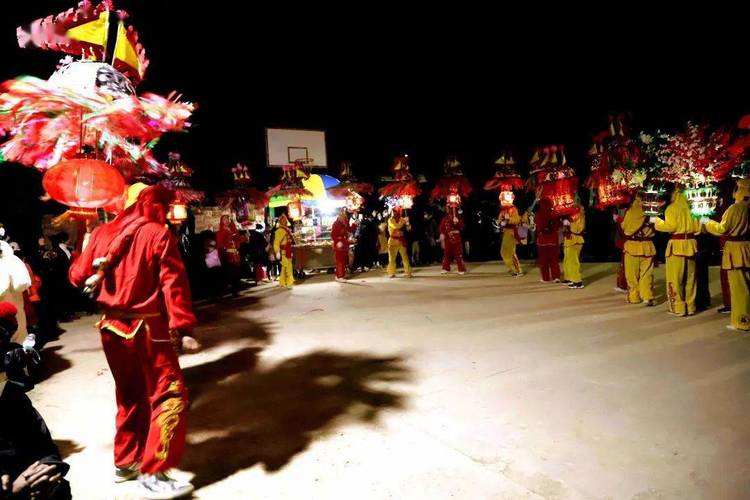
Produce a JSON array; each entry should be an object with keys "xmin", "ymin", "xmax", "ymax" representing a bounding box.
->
[
  {"xmin": 400, "ymin": 195, "xmax": 414, "ymax": 209},
  {"xmin": 641, "ymin": 185, "xmax": 666, "ymax": 216},
  {"xmin": 167, "ymin": 203, "xmax": 189, "ymax": 225},
  {"xmin": 499, "ymin": 190, "xmax": 515, "ymax": 208},
  {"xmin": 288, "ymin": 199, "xmax": 303, "ymax": 220},
  {"xmin": 42, "ymin": 158, "xmax": 126, "ymax": 214},
  {"xmin": 685, "ymin": 185, "xmax": 718, "ymax": 217},
  {"xmin": 447, "ymin": 192, "xmax": 461, "ymax": 208}
]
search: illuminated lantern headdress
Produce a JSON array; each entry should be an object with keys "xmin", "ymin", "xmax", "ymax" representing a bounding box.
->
[
  {"xmin": 326, "ymin": 160, "xmax": 374, "ymax": 212},
  {"xmin": 485, "ymin": 152, "xmax": 524, "ymax": 209},
  {"xmin": 379, "ymin": 155, "xmax": 421, "ymax": 210},
  {"xmin": 537, "ymin": 145, "xmax": 579, "ymax": 217}
]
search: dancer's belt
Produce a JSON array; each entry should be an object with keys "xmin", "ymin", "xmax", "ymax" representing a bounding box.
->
[
  {"xmin": 670, "ymin": 233, "xmax": 695, "ymax": 240},
  {"xmin": 725, "ymin": 235, "xmax": 750, "ymax": 242},
  {"xmin": 101, "ymin": 310, "xmax": 161, "ymax": 320},
  {"xmin": 625, "ymin": 236, "xmax": 652, "ymax": 242}
]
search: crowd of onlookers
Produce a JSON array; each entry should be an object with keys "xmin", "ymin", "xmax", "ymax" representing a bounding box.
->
[{"xmin": 1, "ymin": 224, "xmax": 74, "ymax": 499}]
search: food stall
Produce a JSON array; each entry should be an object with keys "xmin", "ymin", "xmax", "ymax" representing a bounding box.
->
[{"xmin": 269, "ymin": 173, "xmax": 346, "ymax": 273}]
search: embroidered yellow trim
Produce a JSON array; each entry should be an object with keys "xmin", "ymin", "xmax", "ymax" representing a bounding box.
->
[{"xmin": 153, "ymin": 383, "xmax": 184, "ymax": 462}]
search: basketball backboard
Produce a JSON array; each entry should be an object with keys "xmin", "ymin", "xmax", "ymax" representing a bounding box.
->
[{"xmin": 265, "ymin": 128, "xmax": 328, "ymax": 168}]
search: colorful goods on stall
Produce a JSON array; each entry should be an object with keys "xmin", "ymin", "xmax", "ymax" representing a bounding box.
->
[
  {"xmin": 586, "ymin": 116, "xmax": 647, "ymax": 210},
  {"xmin": 379, "ymin": 155, "xmax": 421, "ymax": 210},
  {"xmin": 484, "ymin": 152, "xmax": 524, "ymax": 209},
  {"xmin": 216, "ymin": 164, "xmax": 269, "ymax": 226},
  {"xmin": 326, "ymin": 160, "xmax": 373, "ymax": 212},
  {"xmin": 430, "ymin": 156, "xmax": 473, "ymax": 209},
  {"xmin": 537, "ymin": 146, "xmax": 579, "ymax": 216}
]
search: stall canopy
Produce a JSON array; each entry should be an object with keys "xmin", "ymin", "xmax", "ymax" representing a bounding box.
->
[{"xmin": 269, "ymin": 174, "xmax": 345, "ymax": 213}]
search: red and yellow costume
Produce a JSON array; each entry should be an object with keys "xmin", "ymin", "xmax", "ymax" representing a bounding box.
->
[
  {"xmin": 620, "ymin": 195, "xmax": 656, "ymax": 304},
  {"xmin": 653, "ymin": 189, "xmax": 702, "ymax": 315},
  {"xmin": 331, "ymin": 213, "xmax": 353, "ymax": 279},
  {"xmin": 498, "ymin": 206, "xmax": 522, "ymax": 275},
  {"xmin": 216, "ymin": 216, "xmax": 245, "ymax": 268},
  {"xmin": 69, "ymin": 186, "xmax": 194, "ymax": 475},
  {"xmin": 536, "ymin": 199, "xmax": 561, "ymax": 282},
  {"xmin": 704, "ymin": 179, "xmax": 750, "ymax": 330},
  {"xmin": 386, "ymin": 210, "xmax": 411, "ymax": 277},
  {"xmin": 273, "ymin": 215, "xmax": 295, "ymax": 288},
  {"xmin": 440, "ymin": 214, "xmax": 466, "ymax": 273},
  {"xmin": 562, "ymin": 205, "xmax": 585, "ymax": 284}
]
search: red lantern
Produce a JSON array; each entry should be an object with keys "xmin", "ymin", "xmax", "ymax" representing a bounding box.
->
[
  {"xmin": 167, "ymin": 203, "xmax": 189, "ymax": 225},
  {"xmin": 540, "ymin": 177, "xmax": 579, "ymax": 216},
  {"xmin": 596, "ymin": 181, "xmax": 631, "ymax": 210},
  {"xmin": 43, "ymin": 159, "xmax": 126, "ymax": 215}
]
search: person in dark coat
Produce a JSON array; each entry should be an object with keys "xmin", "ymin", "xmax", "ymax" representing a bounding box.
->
[{"xmin": 0, "ymin": 302, "xmax": 71, "ymax": 499}]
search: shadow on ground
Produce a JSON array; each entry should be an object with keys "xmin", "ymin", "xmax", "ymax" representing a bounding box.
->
[
  {"xmin": 36, "ymin": 345, "xmax": 73, "ymax": 383},
  {"xmin": 55, "ymin": 439, "xmax": 84, "ymax": 459},
  {"xmin": 192, "ymin": 296, "xmax": 273, "ymax": 350},
  {"xmin": 181, "ymin": 349, "xmax": 411, "ymax": 489}
]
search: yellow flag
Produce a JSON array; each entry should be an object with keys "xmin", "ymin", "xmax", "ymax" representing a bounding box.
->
[
  {"xmin": 65, "ymin": 10, "xmax": 109, "ymax": 51},
  {"xmin": 113, "ymin": 21, "xmax": 141, "ymax": 76}
]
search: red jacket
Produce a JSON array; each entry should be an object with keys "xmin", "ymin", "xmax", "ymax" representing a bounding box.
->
[
  {"xmin": 69, "ymin": 222, "xmax": 196, "ymax": 331},
  {"xmin": 535, "ymin": 209, "xmax": 561, "ymax": 246},
  {"xmin": 440, "ymin": 215, "xmax": 464, "ymax": 242},
  {"xmin": 331, "ymin": 218, "xmax": 352, "ymax": 252}
]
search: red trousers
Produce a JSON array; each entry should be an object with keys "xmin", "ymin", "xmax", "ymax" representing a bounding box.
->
[
  {"xmin": 100, "ymin": 317, "xmax": 188, "ymax": 474},
  {"xmin": 335, "ymin": 249, "xmax": 348, "ymax": 279},
  {"xmin": 442, "ymin": 237, "xmax": 466, "ymax": 272},
  {"xmin": 721, "ymin": 268, "xmax": 731, "ymax": 308},
  {"xmin": 537, "ymin": 244, "xmax": 560, "ymax": 281},
  {"xmin": 254, "ymin": 263, "xmax": 267, "ymax": 282}
]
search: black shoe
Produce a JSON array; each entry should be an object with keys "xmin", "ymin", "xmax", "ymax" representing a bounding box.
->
[
  {"xmin": 560, "ymin": 279, "xmax": 572, "ymax": 284},
  {"xmin": 568, "ymin": 282, "xmax": 584, "ymax": 289},
  {"xmin": 717, "ymin": 306, "xmax": 731, "ymax": 314}
]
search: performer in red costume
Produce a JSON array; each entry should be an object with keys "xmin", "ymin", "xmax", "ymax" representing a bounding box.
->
[
  {"xmin": 440, "ymin": 212, "xmax": 466, "ymax": 274},
  {"xmin": 331, "ymin": 210, "xmax": 354, "ymax": 281},
  {"xmin": 69, "ymin": 185, "xmax": 198, "ymax": 499},
  {"xmin": 536, "ymin": 198, "xmax": 562, "ymax": 283},
  {"xmin": 216, "ymin": 215, "xmax": 247, "ymax": 296}
]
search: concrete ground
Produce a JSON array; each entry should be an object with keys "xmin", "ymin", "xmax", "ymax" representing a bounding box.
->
[{"xmin": 29, "ymin": 261, "xmax": 750, "ymax": 500}]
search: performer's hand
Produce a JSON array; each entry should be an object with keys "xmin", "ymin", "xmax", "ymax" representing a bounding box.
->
[
  {"xmin": 612, "ymin": 213, "xmax": 619, "ymax": 223},
  {"xmin": 181, "ymin": 335, "xmax": 202, "ymax": 354},
  {"xmin": 562, "ymin": 219, "xmax": 571, "ymax": 226},
  {"xmin": 699, "ymin": 216, "xmax": 710, "ymax": 225},
  {"xmin": 453, "ymin": 217, "xmax": 458, "ymax": 224},
  {"xmin": 649, "ymin": 216, "xmax": 658, "ymax": 224},
  {"xmin": 1, "ymin": 474, "xmax": 10, "ymax": 497},
  {"xmin": 13, "ymin": 462, "xmax": 56, "ymax": 495},
  {"xmin": 336, "ymin": 241, "xmax": 344, "ymax": 250},
  {"xmin": 275, "ymin": 252, "xmax": 281, "ymax": 260}
]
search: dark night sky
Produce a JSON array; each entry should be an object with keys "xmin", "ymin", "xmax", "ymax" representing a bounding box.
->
[{"xmin": 1, "ymin": 2, "xmax": 748, "ymax": 247}]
